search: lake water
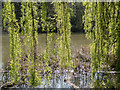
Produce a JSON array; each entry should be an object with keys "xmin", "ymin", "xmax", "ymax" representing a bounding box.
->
[{"xmin": 1, "ymin": 33, "xmax": 91, "ymax": 70}]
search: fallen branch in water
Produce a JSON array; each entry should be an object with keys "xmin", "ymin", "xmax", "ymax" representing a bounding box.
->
[
  {"xmin": 64, "ymin": 70, "xmax": 79, "ymax": 88},
  {"xmin": 96, "ymin": 71, "xmax": 120, "ymax": 74},
  {"xmin": 0, "ymin": 70, "xmax": 8, "ymax": 73},
  {"xmin": 0, "ymin": 82, "xmax": 15, "ymax": 89},
  {"xmin": 0, "ymin": 81, "xmax": 25, "ymax": 89},
  {"xmin": 66, "ymin": 80, "xmax": 79, "ymax": 88},
  {"xmin": 0, "ymin": 74, "xmax": 29, "ymax": 89}
]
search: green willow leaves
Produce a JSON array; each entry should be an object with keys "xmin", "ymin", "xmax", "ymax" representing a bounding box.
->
[
  {"xmin": 2, "ymin": 1, "xmax": 73, "ymax": 87},
  {"xmin": 83, "ymin": 2, "xmax": 120, "ymax": 88}
]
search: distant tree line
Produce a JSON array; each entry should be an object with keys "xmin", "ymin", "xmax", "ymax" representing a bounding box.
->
[{"xmin": 2, "ymin": 2, "xmax": 85, "ymax": 33}]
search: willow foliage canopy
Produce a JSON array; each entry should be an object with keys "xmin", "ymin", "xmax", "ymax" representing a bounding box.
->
[
  {"xmin": 2, "ymin": 1, "xmax": 73, "ymax": 87},
  {"xmin": 83, "ymin": 2, "xmax": 120, "ymax": 76}
]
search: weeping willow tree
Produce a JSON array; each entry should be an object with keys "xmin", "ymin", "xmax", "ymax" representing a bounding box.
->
[
  {"xmin": 83, "ymin": 2, "xmax": 120, "ymax": 88},
  {"xmin": 54, "ymin": 2, "xmax": 73, "ymax": 70},
  {"xmin": 2, "ymin": 0, "xmax": 41, "ymax": 87},
  {"xmin": 20, "ymin": 1, "xmax": 41, "ymax": 87},
  {"xmin": 40, "ymin": 2, "xmax": 73, "ymax": 72},
  {"xmin": 40, "ymin": 2, "xmax": 53, "ymax": 80},
  {"xmin": 109, "ymin": 2, "xmax": 120, "ymax": 71},
  {"xmin": 2, "ymin": 1, "xmax": 22, "ymax": 83},
  {"xmin": 2, "ymin": 1, "xmax": 74, "ymax": 87}
]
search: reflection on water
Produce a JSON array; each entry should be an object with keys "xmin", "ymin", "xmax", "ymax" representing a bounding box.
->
[
  {"xmin": 2, "ymin": 69, "xmax": 119, "ymax": 88},
  {"xmin": 40, "ymin": 73, "xmax": 72, "ymax": 88},
  {"xmin": 40, "ymin": 71, "xmax": 91, "ymax": 88},
  {"xmin": 92, "ymin": 72, "xmax": 120, "ymax": 88},
  {"xmin": 71, "ymin": 72, "xmax": 91, "ymax": 88}
]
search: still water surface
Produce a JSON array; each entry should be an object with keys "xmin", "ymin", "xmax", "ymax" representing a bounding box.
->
[{"xmin": 1, "ymin": 33, "xmax": 91, "ymax": 70}]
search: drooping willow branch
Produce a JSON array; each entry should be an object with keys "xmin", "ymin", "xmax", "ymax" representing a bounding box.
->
[
  {"xmin": 41, "ymin": 2, "xmax": 53, "ymax": 80},
  {"xmin": 54, "ymin": 2, "xmax": 73, "ymax": 69},
  {"xmin": 83, "ymin": 2, "xmax": 120, "ymax": 88},
  {"xmin": 3, "ymin": 1, "xmax": 21, "ymax": 83},
  {"xmin": 20, "ymin": 2, "xmax": 40, "ymax": 87},
  {"xmin": 2, "ymin": 1, "xmax": 74, "ymax": 87}
]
